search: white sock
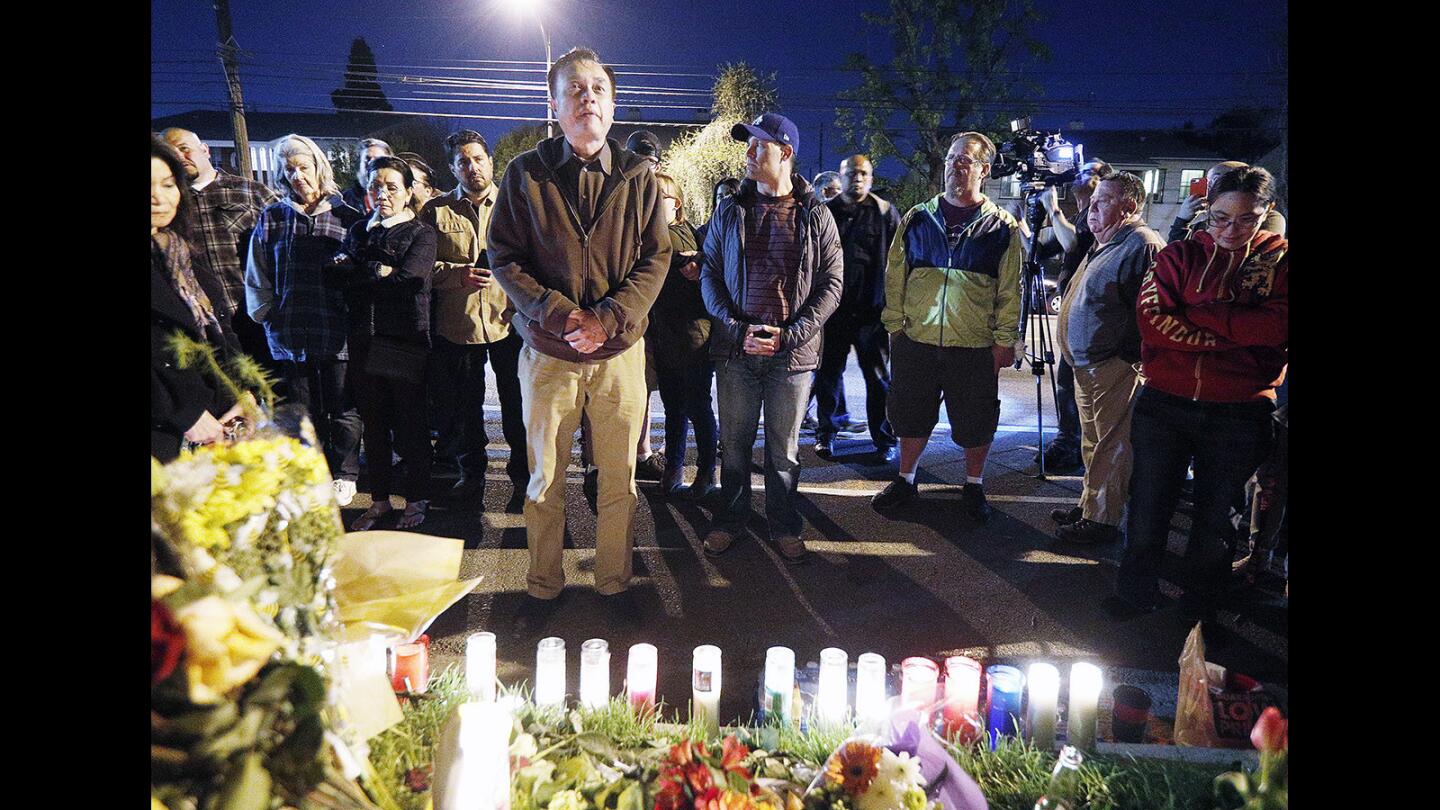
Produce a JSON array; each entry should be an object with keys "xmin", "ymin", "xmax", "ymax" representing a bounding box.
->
[
  {"xmin": 900, "ymin": 471, "xmax": 916, "ymax": 484},
  {"xmin": 966, "ymin": 475, "xmax": 983, "ymax": 485}
]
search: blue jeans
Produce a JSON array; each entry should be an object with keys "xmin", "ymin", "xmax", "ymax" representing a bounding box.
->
[
  {"xmin": 714, "ymin": 355, "xmax": 811, "ymax": 537},
  {"xmin": 1117, "ymin": 387, "xmax": 1274, "ymax": 609}
]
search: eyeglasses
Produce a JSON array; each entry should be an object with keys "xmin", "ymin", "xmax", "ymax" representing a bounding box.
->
[
  {"xmin": 948, "ymin": 155, "xmax": 985, "ymax": 168},
  {"xmin": 1207, "ymin": 212, "xmax": 1263, "ymax": 231}
]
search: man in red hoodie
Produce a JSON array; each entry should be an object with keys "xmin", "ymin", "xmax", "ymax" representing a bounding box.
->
[{"xmin": 1106, "ymin": 166, "xmax": 1288, "ymax": 621}]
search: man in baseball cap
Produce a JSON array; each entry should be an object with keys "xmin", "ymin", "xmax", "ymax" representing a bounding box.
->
[{"xmin": 730, "ymin": 112, "xmax": 801, "ymax": 155}]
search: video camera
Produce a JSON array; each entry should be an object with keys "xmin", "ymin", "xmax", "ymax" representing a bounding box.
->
[{"xmin": 990, "ymin": 117, "xmax": 1084, "ymax": 188}]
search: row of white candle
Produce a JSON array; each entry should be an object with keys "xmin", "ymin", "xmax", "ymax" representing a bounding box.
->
[{"xmin": 463, "ymin": 633, "xmax": 1107, "ymax": 750}]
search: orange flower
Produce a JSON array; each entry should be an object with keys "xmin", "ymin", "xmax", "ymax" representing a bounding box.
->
[
  {"xmin": 694, "ymin": 788, "xmax": 757, "ymax": 810},
  {"xmin": 826, "ymin": 741, "xmax": 882, "ymax": 796},
  {"xmin": 720, "ymin": 735, "xmax": 752, "ymax": 780},
  {"xmin": 686, "ymin": 762, "xmax": 714, "ymax": 795}
]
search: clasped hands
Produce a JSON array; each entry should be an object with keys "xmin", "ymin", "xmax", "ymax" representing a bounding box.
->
[{"xmin": 564, "ymin": 309, "xmax": 608, "ymax": 354}]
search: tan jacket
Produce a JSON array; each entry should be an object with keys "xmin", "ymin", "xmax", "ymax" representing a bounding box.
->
[{"xmin": 421, "ymin": 186, "xmax": 512, "ymax": 344}]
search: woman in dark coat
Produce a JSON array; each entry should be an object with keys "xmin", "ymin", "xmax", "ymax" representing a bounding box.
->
[
  {"xmin": 336, "ymin": 156, "xmax": 438, "ymax": 530},
  {"xmin": 648, "ymin": 174, "xmax": 717, "ymax": 497},
  {"xmin": 151, "ymin": 135, "xmax": 243, "ymax": 461}
]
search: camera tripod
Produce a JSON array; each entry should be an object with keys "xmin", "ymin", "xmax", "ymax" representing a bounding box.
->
[{"xmin": 1014, "ymin": 185, "xmax": 1064, "ymax": 479}]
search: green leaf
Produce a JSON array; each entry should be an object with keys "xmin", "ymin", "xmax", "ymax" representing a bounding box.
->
[
  {"xmin": 214, "ymin": 752, "xmax": 272, "ymax": 810},
  {"xmin": 165, "ymin": 703, "xmax": 240, "ymax": 740},
  {"xmin": 616, "ymin": 781, "xmax": 645, "ymax": 810},
  {"xmin": 197, "ymin": 707, "xmax": 267, "ymax": 761},
  {"xmin": 244, "ymin": 664, "xmax": 299, "ymax": 707},
  {"xmin": 575, "ymin": 732, "xmax": 624, "ymax": 762}
]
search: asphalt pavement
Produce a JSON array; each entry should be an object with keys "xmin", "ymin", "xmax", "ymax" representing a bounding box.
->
[{"xmin": 341, "ymin": 323, "xmax": 1289, "ymax": 731}]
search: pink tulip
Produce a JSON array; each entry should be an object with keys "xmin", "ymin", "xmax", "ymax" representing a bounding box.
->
[{"xmin": 1250, "ymin": 706, "xmax": 1288, "ymax": 753}]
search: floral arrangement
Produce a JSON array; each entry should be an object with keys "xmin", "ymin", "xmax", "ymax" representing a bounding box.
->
[
  {"xmin": 803, "ymin": 739, "xmax": 935, "ymax": 810},
  {"xmin": 655, "ymin": 735, "xmax": 794, "ymax": 810}
]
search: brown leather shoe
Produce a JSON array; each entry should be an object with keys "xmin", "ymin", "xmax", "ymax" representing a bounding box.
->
[
  {"xmin": 703, "ymin": 529, "xmax": 739, "ymax": 557},
  {"xmin": 774, "ymin": 534, "xmax": 808, "ymax": 564}
]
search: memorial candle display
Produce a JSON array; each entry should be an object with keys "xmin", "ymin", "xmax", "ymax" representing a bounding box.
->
[
  {"xmin": 579, "ymin": 639, "xmax": 610, "ymax": 710},
  {"xmin": 984, "ymin": 665, "xmax": 1026, "ymax": 749},
  {"xmin": 391, "ymin": 641, "xmax": 429, "ymax": 693},
  {"xmin": 816, "ymin": 647, "xmax": 849, "ymax": 725},
  {"xmin": 942, "ymin": 655, "xmax": 983, "ymax": 742},
  {"xmin": 691, "ymin": 645, "xmax": 722, "ymax": 735},
  {"xmin": 1067, "ymin": 662, "xmax": 1103, "ymax": 752},
  {"xmin": 900, "ymin": 656, "xmax": 940, "ymax": 713},
  {"xmin": 466, "ymin": 631, "xmax": 497, "ymax": 702},
  {"xmin": 627, "ymin": 643, "xmax": 658, "ymax": 711},
  {"xmin": 1026, "ymin": 662, "xmax": 1060, "ymax": 751},
  {"xmin": 854, "ymin": 652, "xmax": 889, "ymax": 727},
  {"xmin": 763, "ymin": 646, "xmax": 795, "ymax": 723},
  {"xmin": 454, "ymin": 701, "xmax": 512, "ymax": 810},
  {"xmin": 535, "ymin": 637, "xmax": 566, "ymax": 709}
]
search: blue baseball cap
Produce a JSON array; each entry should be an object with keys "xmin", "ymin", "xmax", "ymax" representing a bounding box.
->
[{"xmin": 731, "ymin": 112, "xmax": 800, "ymax": 155}]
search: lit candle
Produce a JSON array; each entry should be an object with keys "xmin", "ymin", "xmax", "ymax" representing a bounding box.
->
[
  {"xmin": 692, "ymin": 645, "xmax": 722, "ymax": 736},
  {"xmin": 579, "ymin": 639, "xmax": 610, "ymax": 710},
  {"xmin": 854, "ymin": 653, "xmax": 889, "ymax": 727},
  {"xmin": 900, "ymin": 657, "xmax": 939, "ymax": 714},
  {"xmin": 466, "ymin": 632, "xmax": 497, "ymax": 702},
  {"xmin": 535, "ymin": 637, "xmax": 566, "ymax": 708},
  {"xmin": 1067, "ymin": 662, "xmax": 1103, "ymax": 752},
  {"xmin": 391, "ymin": 642, "xmax": 429, "ymax": 693},
  {"xmin": 763, "ymin": 646, "xmax": 795, "ymax": 724},
  {"xmin": 942, "ymin": 656, "xmax": 983, "ymax": 742},
  {"xmin": 627, "ymin": 643, "xmax": 658, "ymax": 712},
  {"xmin": 454, "ymin": 701, "xmax": 512, "ymax": 810},
  {"xmin": 1026, "ymin": 663, "xmax": 1060, "ymax": 751},
  {"xmin": 984, "ymin": 665, "xmax": 1026, "ymax": 750},
  {"xmin": 816, "ymin": 647, "xmax": 849, "ymax": 725}
]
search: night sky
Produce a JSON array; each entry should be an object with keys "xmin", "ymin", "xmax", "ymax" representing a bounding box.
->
[{"xmin": 151, "ymin": 0, "xmax": 1287, "ymax": 178}]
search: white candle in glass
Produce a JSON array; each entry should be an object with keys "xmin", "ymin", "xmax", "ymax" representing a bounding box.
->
[
  {"xmin": 466, "ymin": 632, "xmax": 497, "ymax": 702},
  {"xmin": 817, "ymin": 647, "xmax": 849, "ymax": 725},
  {"xmin": 763, "ymin": 646, "xmax": 795, "ymax": 723},
  {"xmin": 627, "ymin": 643, "xmax": 658, "ymax": 710},
  {"xmin": 854, "ymin": 652, "xmax": 889, "ymax": 727},
  {"xmin": 900, "ymin": 657, "xmax": 939, "ymax": 712},
  {"xmin": 535, "ymin": 637, "xmax": 566, "ymax": 709},
  {"xmin": 1067, "ymin": 662, "xmax": 1103, "ymax": 752},
  {"xmin": 1026, "ymin": 662, "xmax": 1060, "ymax": 751},
  {"xmin": 579, "ymin": 639, "xmax": 610, "ymax": 710},
  {"xmin": 691, "ymin": 645, "xmax": 722, "ymax": 735},
  {"xmin": 455, "ymin": 701, "xmax": 512, "ymax": 810}
]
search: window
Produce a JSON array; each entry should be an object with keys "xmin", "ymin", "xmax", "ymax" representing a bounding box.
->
[{"xmin": 1142, "ymin": 169, "xmax": 1167, "ymax": 203}]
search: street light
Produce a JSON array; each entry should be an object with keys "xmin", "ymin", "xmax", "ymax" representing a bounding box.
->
[{"xmin": 508, "ymin": 0, "xmax": 553, "ymax": 138}]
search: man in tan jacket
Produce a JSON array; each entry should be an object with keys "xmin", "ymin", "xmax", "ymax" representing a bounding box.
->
[{"xmin": 422, "ymin": 130, "xmax": 528, "ymax": 511}]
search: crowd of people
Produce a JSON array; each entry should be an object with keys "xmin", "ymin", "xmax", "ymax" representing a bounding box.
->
[{"xmin": 151, "ymin": 46, "xmax": 1288, "ymax": 622}]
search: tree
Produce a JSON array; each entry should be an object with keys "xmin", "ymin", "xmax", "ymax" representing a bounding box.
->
[
  {"xmin": 331, "ymin": 38, "xmax": 393, "ymax": 112},
  {"xmin": 835, "ymin": 0, "xmax": 1049, "ymax": 199},
  {"xmin": 491, "ymin": 124, "xmax": 549, "ymax": 183},
  {"xmin": 710, "ymin": 63, "xmax": 778, "ymax": 122},
  {"xmin": 664, "ymin": 64, "xmax": 776, "ymax": 224}
]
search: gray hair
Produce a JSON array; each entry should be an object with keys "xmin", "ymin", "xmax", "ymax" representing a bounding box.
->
[
  {"xmin": 273, "ymin": 134, "xmax": 340, "ymax": 200},
  {"xmin": 812, "ymin": 170, "xmax": 840, "ymax": 188},
  {"xmin": 1103, "ymin": 171, "xmax": 1147, "ymax": 211}
]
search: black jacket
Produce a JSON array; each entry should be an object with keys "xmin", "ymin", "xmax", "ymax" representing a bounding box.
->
[
  {"xmin": 699, "ymin": 173, "xmax": 843, "ymax": 372},
  {"xmin": 825, "ymin": 193, "xmax": 902, "ymax": 317},
  {"xmin": 339, "ymin": 215, "xmax": 437, "ymax": 344}
]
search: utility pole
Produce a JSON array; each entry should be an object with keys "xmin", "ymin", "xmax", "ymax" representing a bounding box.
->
[{"xmin": 213, "ymin": 0, "xmax": 253, "ymax": 178}]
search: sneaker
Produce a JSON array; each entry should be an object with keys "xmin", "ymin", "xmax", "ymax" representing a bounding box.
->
[
  {"xmin": 1056, "ymin": 518, "xmax": 1121, "ymax": 544},
  {"xmin": 703, "ymin": 529, "xmax": 739, "ymax": 557},
  {"xmin": 960, "ymin": 483, "xmax": 991, "ymax": 523},
  {"xmin": 875, "ymin": 445, "xmax": 899, "ymax": 464},
  {"xmin": 871, "ymin": 476, "xmax": 918, "ymax": 512},
  {"xmin": 583, "ymin": 468, "xmax": 599, "ymax": 513},
  {"xmin": 332, "ymin": 479, "xmax": 357, "ymax": 507},
  {"xmin": 801, "ymin": 415, "xmax": 818, "ymax": 432},
  {"xmin": 774, "ymin": 534, "xmax": 809, "ymax": 563},
  {"xmin": 836, "ymin": 418, "xmax": 868, "ymax": 435},
  {"xmin": 814, "ymin": 438, "xmax": 833, "ymax": 459},
  {"xmin": 1050, "ymin": 505, "xmax": 1083, "ymax": 525},
  {"xmin": 662, "ymin": 463, "xmax": 686, "ymax": 495},
  {"xmin": 635, "ymin": 452, "xmax": 667, "ymax": 482}
]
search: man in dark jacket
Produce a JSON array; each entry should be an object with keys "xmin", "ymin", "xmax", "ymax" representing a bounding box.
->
[
  {"xmin": 698, "ymin": 112, "xmax": 843, "ymax": 563},
  {"xmin": 488, "ymin": 47, "xmax": 670, "ymax": 601},
  {"xmin": 341, "ymin": 138, "xmax": 392, "ymax": 214},
  {"xmin": 815, "ymin": 154, "xmax": 901, "ymax": 460}
]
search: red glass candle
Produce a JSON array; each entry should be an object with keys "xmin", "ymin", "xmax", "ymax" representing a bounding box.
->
[
  {"xmin": 943, "ymin": 656, "xmax": 983, "ymax": 742},
  {"xmin": 391, "ymin": 641, "xmax": 429, "ymax": 693}
]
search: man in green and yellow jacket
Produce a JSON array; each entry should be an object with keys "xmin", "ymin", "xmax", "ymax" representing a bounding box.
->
[{"xmin": 872, "ymin": 131, "xmax": 1022, "ymax": 523}]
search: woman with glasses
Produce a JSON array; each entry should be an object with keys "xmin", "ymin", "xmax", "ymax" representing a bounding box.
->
[
  {"xmin": 647, "ymin": 174, "xmax": 718, "ymax": 497},
  {"xmin": 1107, "ymin": 166, "xmax": 1289, "ymax": 622},
  {"xmin": 336, "ymin": 156, "xmax": 438, "ymax": 530}
]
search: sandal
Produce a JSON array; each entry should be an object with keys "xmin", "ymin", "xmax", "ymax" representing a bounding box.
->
[
  {"xmin": 398, "ymin": 500, "xmax": 429, "ymax": 529},
  {"xmin": 350, "ymin": 501, "xmax": 393, "ymax": 531}
]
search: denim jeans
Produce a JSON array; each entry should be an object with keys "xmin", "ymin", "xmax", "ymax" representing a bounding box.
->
[
  {"xmin": 1117, "ymin": 387, "xmax": 1275, "ymax": 608},
  {"xmin": 282, "ymin": 359, "xmax": 362, "ymax": 481},
  {"xmin": 714, "ymin": 355, "xmax": 811, "ymax": 537}
]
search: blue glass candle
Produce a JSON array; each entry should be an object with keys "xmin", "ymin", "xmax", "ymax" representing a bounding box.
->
[{"xmin": 985, "ymin": 665, "xmax": 1026, "ymax": 750}]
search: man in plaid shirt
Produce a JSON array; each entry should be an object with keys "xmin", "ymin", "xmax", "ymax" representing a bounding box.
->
[{"xmin": 162, "ymin": 128, "xmax": 279, "ymax": 364}]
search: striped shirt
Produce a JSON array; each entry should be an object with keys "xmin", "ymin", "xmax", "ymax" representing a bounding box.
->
[{"xmin": 742, "ymin": 193, "xmax": 802, "ymax": 325}]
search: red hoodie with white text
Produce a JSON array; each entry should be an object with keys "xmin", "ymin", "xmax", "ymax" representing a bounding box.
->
[{"xmin": 1135, "ymin": 229, "xmax": 1288, "ymax": 402}]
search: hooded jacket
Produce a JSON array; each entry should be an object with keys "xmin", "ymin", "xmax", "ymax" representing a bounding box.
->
[
  {"xmin": 699, "ymin": 173, "xmax": 843, "ymax": 372},
  {"xmin": 881, "ymin": 194, "xmax": 1023, "ymax": 349},
  {"xmin": 1136, "ymin": 229, "xmax": 1288, "ymax": 402},
  {"xmin": 487, "ymin": 136, "xmax": 670, "ymax": 363}
]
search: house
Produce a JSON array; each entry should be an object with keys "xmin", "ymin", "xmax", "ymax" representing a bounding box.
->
[{"xmin": 150, "ymin": 110, "xmax": 431, "ymax": 187}]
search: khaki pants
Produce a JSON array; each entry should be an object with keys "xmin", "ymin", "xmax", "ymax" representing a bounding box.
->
[
  {"xmin": 1073, "ymin": 356, "xmax": 1142, "ymax": 526},
  {"xmin": 519, "ymin": 340, "xmax": 647, "ymax": 598}
]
